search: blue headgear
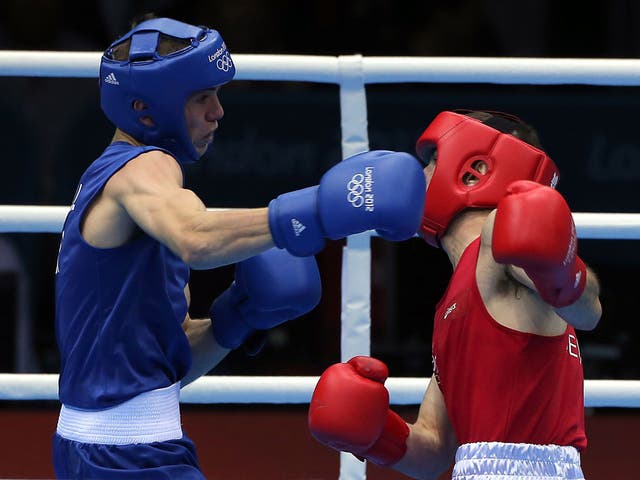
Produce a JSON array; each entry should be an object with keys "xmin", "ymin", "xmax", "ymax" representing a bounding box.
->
[{"xmin": 99, "ymin": 17, "xmax": 236, "ymax": 164}]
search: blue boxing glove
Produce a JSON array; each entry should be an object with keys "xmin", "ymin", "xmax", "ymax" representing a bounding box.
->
[
  {"xmin": 210, "ymin": 248, "xmax": 322, "ymax": 351},
  {"xmin": 268, "ymin": 150, "xmax": 426, "ymax": 256}
]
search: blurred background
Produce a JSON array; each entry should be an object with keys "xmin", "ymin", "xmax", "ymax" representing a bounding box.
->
[{"xmin": 0, "ymin": 0, "xmax": 639, "ymax": 478}]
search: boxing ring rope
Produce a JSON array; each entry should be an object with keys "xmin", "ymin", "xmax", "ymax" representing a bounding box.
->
[
  {"xmin": 2, "ymin": 52, "xmax": 640, "ymax": 477},
  {"xmin": 2, "ymin": 206, "xmax": 640, "ymax": 238},
  {"xmin": 3, "ymin": 51, "xmax": 640, "ymax": 84},
  {"xmin": 1, "ymin": 374, "xmax": 639, "ymax": 409}
]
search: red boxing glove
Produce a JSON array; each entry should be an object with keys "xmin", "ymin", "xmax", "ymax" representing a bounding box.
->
[
  {"xmin": 308, "ymin": 356, "xmax": 409, "ymax": 466},
  {"xmin": 492, "ymin": 180, "xmax": 587, "ymax": 307}
]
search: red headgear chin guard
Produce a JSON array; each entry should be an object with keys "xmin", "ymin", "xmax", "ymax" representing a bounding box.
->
[{"xmin": 416, "ymin": 111, "xmax": 560, "ymax": 247}]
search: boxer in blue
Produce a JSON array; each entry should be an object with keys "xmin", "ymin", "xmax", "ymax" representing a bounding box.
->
[{"xmin": 52, "ymin": 15, "xmax": 427, "ymax": 478}]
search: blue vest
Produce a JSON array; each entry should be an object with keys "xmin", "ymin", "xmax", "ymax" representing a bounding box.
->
[{"xmin": 55, "ymin": 142, "xmax": 191, "ymax": 409}]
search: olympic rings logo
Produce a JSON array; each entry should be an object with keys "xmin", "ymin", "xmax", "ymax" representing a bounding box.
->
[
  {"xmin": 347, "ymin": 173, "xmax": 365, "ymax": 207},
  {"xmin": 216, "ymin": 54, "xmax": 233, "ymax": 72}
]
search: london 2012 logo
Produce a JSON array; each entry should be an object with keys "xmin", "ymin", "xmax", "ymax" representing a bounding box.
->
[
  {"xmin": 216, "ymin": 54, "xmax": 233, "ymax": 72},
  {"xmin": 208, "ymin": 43, "xmax": 233, "ymax": 72},
  {"xmin": 347, "ymin": 167, "xmax": 374, "ymax": 211}
]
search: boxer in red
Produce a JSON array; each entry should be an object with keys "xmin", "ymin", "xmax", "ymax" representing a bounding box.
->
[{"xmin": 308, "ymin": 110, "xmax": 602, "ymax": 479}]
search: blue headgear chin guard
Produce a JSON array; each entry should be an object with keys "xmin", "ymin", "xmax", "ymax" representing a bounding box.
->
[{"xmin": 99, "ymin": 17, "xmax": 236, "ymax": 164}]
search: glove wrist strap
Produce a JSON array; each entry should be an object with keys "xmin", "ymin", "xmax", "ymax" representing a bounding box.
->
[
  {"xmin": 210, "ymin": 288, "xmax": 252, "ymax": 349},
  {"xmin": 530, "ymin": 256, "xmax": 587, "ymax": 308},
  {"xmin": 362, "ymin": 409, "xmax": 409, "ymax": 466}
]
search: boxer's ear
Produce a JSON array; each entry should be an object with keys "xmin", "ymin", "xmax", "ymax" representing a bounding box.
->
[{"xmin": 133, "ymin": 100, "xmax": 154, "ymax": 127}]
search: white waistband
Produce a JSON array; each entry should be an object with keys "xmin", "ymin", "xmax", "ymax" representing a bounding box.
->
[
  {"xmin": 56, "ymin": 383, "xmax": 182, "ymax": 445},
  {"xmin": 453, "ymin": 442, "xmax": 584, "ymax": 480}
]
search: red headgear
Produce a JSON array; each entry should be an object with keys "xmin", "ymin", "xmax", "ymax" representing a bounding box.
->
[{"xmin": 416, "ymin": 111, "xmax": 560, "ymax": 247}]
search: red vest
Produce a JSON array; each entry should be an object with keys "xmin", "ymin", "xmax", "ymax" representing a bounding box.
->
[{"xmin": 432, "ymin": 237, "xmax": 586, "ymax": 450}]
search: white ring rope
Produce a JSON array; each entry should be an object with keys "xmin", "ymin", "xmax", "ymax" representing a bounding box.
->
[
  {"xmin": 1, "ymin": 52, "xmax": 638, "ymax": 416},
  {"xmin": 1, "ymin": 206, "xmax": 639, "ymax": 239},
  {"xmin": 1, "ymin": 374, "xmax": 638, "ymax": 408},
  {"xmin": 3, "ymin": 52, "xmax": 640, "ymax": 85}
]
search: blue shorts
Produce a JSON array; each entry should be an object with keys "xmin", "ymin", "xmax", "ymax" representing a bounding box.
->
[{"xmin": 52, "ymin": 432, "xmax": 205, "ymax": 479}]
